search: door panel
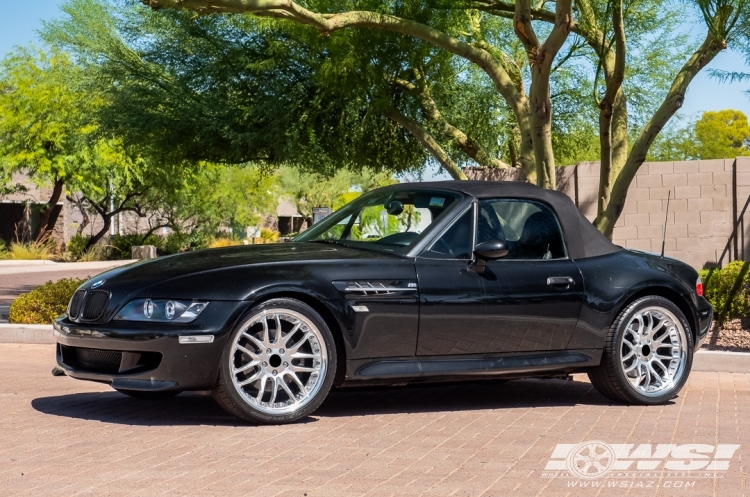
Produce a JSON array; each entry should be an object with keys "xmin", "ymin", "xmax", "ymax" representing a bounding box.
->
[
  {"xmin": 481, "ymin": 259, "xmax": 584, "ymax": 352},
  {"xmin": 414, "ymin": 258, "xmax": 487, "ymax": 355}
]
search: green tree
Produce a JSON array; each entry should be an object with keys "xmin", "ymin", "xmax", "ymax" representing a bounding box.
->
[
  {"xmin": 649, "ymin": 109, "xmax": 750, "ymax": 161},
  {"xmin": 695, "ymin": 110, "xmax": 750, "ymax": 158},
  {"xmin": 141, "ymin": 164, "xmax": 280, "ymax": 243},
  {"xmin": 0, "ymin": 48, "xmax": 87, "ymax": 240},
  {"xmin": 48, "ymin": 0, "xmax": 750, "ymax": 237},
  {"xmin": 279, "ymin": 167, "xmax": 396, "ymax": 226}
]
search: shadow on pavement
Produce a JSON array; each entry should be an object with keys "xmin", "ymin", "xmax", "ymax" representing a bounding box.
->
[{"xmin": 32, "ymin": 378, "xmax": 615, "ymax": 426}]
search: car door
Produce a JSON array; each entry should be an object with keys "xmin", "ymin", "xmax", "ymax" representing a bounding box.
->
[
  {"xmin": 415, "ymin": 205, "xmax": 495, "ymax": 355},
  {"xmin": 478, "ymin": 198, "xmax": 584, "ymax": 352}
]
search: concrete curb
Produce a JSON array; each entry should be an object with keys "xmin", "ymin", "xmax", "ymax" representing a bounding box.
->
[
  {"xmin": 692, "ymin": 350, "xmax": 750, "ymax": 373},
  {"xmin": 1, "ymin": 327, "xmax": 749, "ymax": 374},
  {"xmin": 0, "ymin": 324, "xmax": 54, "ymax": 344},
  {"xmin": 0, "ymin": 260, "xmax": 138, "ymax": 276}
]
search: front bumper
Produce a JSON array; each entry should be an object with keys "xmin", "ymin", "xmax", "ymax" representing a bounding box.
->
[{"xmin": 54, "ymin": 301, "xmax": 249, "ymax": 392}]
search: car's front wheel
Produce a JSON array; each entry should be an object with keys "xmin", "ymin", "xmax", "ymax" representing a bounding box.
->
[
  {"xmin": 588, "ymin": 296, "xmax": 693, "ymax": 405},
  {"xmin": 212, "ymin": 298, "xmax": 336, "ymax": 424}
]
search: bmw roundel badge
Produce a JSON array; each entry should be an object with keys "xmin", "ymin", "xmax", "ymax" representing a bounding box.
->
[{"xmin": 91, "ymin": 279, "xmax": 106, "ymax": 289}]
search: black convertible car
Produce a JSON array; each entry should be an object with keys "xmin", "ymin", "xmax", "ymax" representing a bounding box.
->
[{"xmin": 54, "ymin": 181, "xmax": 713, "ymax": 423}]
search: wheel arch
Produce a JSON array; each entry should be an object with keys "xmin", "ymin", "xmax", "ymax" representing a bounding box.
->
[
  {"xmin": 615, "ymin": 286, "xmax": 698, "ymax": 342},
  {"xmin": 251, "ymin": 291, "xmax": 348, "ymax": 386}
]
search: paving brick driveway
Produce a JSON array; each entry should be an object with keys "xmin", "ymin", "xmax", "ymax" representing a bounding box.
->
[{"xmin": 1, "ymin": 344, "xmax": 748, "ymax": 497}]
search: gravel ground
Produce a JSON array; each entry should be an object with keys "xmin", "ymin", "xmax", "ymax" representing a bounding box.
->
[{"xmin": 701, "ymin": 319, "xmax": 750, "ymax": 352}]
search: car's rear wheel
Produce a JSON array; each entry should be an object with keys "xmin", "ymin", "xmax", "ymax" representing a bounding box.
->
[
  {"xmin": 588, "ymin": 296, "xmax": 693, "ymax": 405},
  {"xmin": 115, "ymin": 389, "xmax": 181, "ymax": 400},
  {"xmin": 212, "ymin": 298, "xmax": 336, "ymax": 424}
]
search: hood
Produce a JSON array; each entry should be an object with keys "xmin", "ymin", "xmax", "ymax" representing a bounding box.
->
[{"xmin": 81, "ymin": 242, "xmax": 400, "ymax": 296}]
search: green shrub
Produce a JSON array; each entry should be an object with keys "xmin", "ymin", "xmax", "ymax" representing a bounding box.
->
[
  {"xmin": 699, "ymin": 260, "xmax": 750, "ymax": 324},
  {"xmin": 9, "ymin": 278, "xmax": 85, "ymax": 324},
  {"xmin": 109, "ymin": 234, "xmax": 165, "ymax": 259},
  {"xmin": 66, "ymin": 234, "xmax": 90, "ymax": 259}
]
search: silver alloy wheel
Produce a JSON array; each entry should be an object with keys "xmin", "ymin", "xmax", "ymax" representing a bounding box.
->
[
  {"xmin": 229, "ymin": 308, "xmax": 327, "ymax": 415},
  {"xmin": 619, "ymin": 306, "xmax": 688, "ymax": 397}
]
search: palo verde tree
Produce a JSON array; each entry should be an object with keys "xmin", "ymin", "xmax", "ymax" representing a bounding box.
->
[
  {"xmin": 0, "ymin": 48, "xmax": 89, "ymax": 241},
  {"xmin": 134, "ymin": 0, "xmax": 749, "ymax": 237}
]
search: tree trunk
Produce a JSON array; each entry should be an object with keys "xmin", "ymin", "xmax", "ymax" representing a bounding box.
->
[
  {"xmin": 35, "ymin": 178, "xmax": 64, "ymax": 242},
  {"xmin": 86, "ymin": 215, "xmax": 112, "ymax": 249},
  {"xmin": 596, "ymin": 31, "xmax": 727, "ymax": 237},
  {"xmin": 528, "ymin": 70, "xmax": 556, "ymax": 190}
]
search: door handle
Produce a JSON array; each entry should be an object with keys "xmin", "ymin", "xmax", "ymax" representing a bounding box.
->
[{"xmin": 547, "ymin": 276, "xmax": 575, "ymax": 287}]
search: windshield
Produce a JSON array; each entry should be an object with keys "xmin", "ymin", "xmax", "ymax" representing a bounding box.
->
[{"xmin": 293, "ymin": 189, "xmax": 462, "ymax": 252}]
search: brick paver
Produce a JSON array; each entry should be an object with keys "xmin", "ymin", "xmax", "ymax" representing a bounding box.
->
[{"xmin": 0, "ymin": 344, "xmax": 747, "ymax": 496}]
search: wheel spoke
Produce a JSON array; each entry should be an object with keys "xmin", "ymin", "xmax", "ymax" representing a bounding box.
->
[
  {"xmin": 623, "ymin": 360, "xmax": 639, "ymax": 374},
  {"xmin": 236, "ymin": 344, "xmax": 259, "ymax": 359},
  {"xmin": 268, "ymin": 377, "xmax": 278, "ymax": 405},
  {"xmin": 236, "ymin": 370, "xmax": 263, "ymax": 387},
  {"xmin": 291, "ymin": 352, "xmax": 316, "ymax": 360},
  {"xmin": 233, "ymin": 360, "xmax": 260, "ymax": 375},
  {"xmin": 242, "ymin": 332, "xmax": 264, "ymax": 351},
  {"xmin": 291, "ymin": 364, "xmax": 317, "ymax": 373},
  {"xmin": 261, "ymin": 315, "xmax": 270, "ymax": 345},
  {"xmin": 256, "ymin": 375, "xmax": 268, "ymax": 402},
  {"xmin": 286, "ymin": 371, "xmax": 307, "ymax": 395},
  {"xmin": 282, "ymin": 322, "xmax": 302, "ymax": 346},
  {"xmin": 279, "ymin": 378, "xmax": 297, "ymax": 403},
  {"xmin": 274, "ymin": 315, "xmax": 283, "ymax": 344}
]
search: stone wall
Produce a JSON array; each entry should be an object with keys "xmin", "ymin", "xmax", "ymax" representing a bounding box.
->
[{"xmin": 466, "ymin": 157, "xmax": 750, "ymax": 270}]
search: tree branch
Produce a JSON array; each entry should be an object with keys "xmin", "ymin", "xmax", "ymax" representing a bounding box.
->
[
  {"xmin": 595, "ymin": 23, "xmax": 729, "ymax": 236},
  {"xmin": 394, "ymin": 71, "xmax": 512, "ymax": 169},
  {"xmin": 383, "ymin": 107, "xmax": 468, "ymax": 180},
  {"xmin": 141, "ymin": 0, "xmax": 527, "ymax": 119}
]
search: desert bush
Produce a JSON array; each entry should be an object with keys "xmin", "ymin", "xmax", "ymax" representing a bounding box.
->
[
  {"xmin": 208, "ymin": 237, "xmax": 239, "ymax": 248},
  {"xmin": 260, "ymin": 228, "xmax": 280, "ymax": 242},
  {"xmin": 0, "ymin": 241, "xmax": 54, "ymax": 260},
  {"xmin": 9, "ymin": 278, "xmax": 85, "ymax": 324},
  {"xmin": 699, "ymin": 261, "xmax": 750, "ymax": 324}
]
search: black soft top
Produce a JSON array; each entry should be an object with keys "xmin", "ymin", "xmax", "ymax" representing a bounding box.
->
[{"xmin": 384, "ymin": 180, "xmax": 620, "ymax": 259}]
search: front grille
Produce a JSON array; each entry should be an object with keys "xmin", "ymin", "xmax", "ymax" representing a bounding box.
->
[
  {"xmin": 74, "ymin": 347, "xmax": 122, "ymax": 373},
  {"xmin": 81, "ymin": 290, "xmax": 110, "ymax": 321},
  {"xmin": 68, "ymin": 290, "xmax": 86, "ymax": 319}
]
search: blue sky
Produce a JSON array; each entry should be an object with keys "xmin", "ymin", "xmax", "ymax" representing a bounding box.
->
[{"xmin": 2, "ymin": 1, "xmax": 749, "ymax": 181}]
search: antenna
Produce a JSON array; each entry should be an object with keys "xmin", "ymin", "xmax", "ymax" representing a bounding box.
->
[{"xmin": 661, "ymin": 190, "xmax": 671, "ymax": 258}]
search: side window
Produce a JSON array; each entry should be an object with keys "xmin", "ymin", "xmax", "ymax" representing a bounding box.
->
[
  {"xmin": 423, "ymin": 208, "xmax": 474, "ymax": 259},
  {"xmin": 477, "ymin": 199, "xmax": 566, "ymax": 260}
]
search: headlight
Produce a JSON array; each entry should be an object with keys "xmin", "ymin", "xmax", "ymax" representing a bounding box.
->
[{"xmin": 114, "ymin": 299, "xmax": 209, "ymax": 323}]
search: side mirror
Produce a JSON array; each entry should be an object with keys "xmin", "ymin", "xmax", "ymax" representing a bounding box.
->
[
  {"xmin": 470, "ymin": 240, "xmax": 508, "ymax": 274},
  {"xmin": 474, "ymin": 240, "xmax": 509, "ymax": 260}
]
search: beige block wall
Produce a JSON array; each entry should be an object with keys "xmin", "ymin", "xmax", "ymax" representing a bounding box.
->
[{"xmin": 466, "ymin": 158, "xmax": 740, "ymax": 270}]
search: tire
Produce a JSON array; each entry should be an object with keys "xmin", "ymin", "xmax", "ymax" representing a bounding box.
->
[
  {"xmin": 212, "ymin": 298, "xmax": 337, "ymax": 424},
  {"xmin": 588, "ymin": 296, "xmax": 694, "ymax": 405},
  {"xmin": 115, "ymin": 389, "xmax": 181, "ymax": 400}
]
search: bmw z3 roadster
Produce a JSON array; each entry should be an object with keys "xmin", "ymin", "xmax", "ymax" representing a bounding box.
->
[{"xmin": 54, "ymin": 181, "xmax": 713, "ymax": 423}]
